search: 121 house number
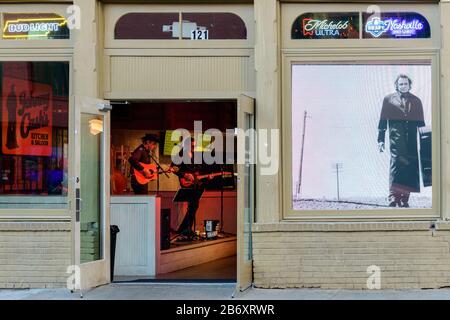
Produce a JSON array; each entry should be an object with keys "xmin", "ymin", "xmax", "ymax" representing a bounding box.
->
[{"xmin": 191, "ymin": 29, "xmax": 209, "ymax": 40}]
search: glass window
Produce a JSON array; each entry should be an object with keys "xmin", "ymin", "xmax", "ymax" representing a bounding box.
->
[
  {"xmin": 291, "ymin": 11, "xmax": 432, "ymax": 40},
  {"xmin": 114, "ymin": 12, "xmax": 247, "ymax": 40},
  {"xmin": 80, "ymin": 114, "xmax": 102, "ymax": 262},
  {"xmin": 115, "ymin": 13, "xmax": 180, "ymax": 39},
  {"xmin": 181, "ymin": 13, "xmax": 247, "ymax": 39},
  {"xmin": 291, "ymin": 62, "xmax": 432, "ymax": 211},
  {"xmin": 2, "ymin": 13, "xmax": 70, "ymax": 40},
  {"xmin": 0, "ymin": 61, "xmax": 69, "ymax": 205}
]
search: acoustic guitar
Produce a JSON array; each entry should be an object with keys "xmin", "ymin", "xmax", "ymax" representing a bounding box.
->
[
  {"xmin": 133, "ymin": 162, "xmax": 158, "ymax": 185},
  {"xmin": 179, "ymin": 171, "xmax": 233, "ymax": 188}
]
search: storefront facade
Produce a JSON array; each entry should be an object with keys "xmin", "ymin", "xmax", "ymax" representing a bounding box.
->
[{"xmin": 1, "ymin": 0, "xmax": 450, "ymax": 290}]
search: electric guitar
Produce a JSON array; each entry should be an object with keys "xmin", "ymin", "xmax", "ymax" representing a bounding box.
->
[
  {"xmin": 133, "ymin": 162, "xmax": 158, "ymax": 185},
  {"xmin": 179, "ymin": 171, "xmax": 233, "ymax": 188}
]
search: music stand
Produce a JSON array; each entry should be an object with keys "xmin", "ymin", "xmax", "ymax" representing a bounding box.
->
[
  {"xmin": 171, "ymin": 188, "xmax": 204, "ymax": 242},
  {"xmin": 173, "ymin": 188, "xmax": 204, "ymax": 202}
]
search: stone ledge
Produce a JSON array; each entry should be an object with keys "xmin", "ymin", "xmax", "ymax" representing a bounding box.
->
[
  {"xmin": 436, "ymin": 221, "xmax": 450, "ymax": 231},
  {"xmin": 252, "ymin": 221, "xmax": 450, "ymax": 233},
  {"xmin": 0, "ymin": 222, "xmax": 71, "ymax": 231}
]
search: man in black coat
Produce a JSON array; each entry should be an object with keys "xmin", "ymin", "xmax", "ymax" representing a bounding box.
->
[
  {"xmin": 169, "ymin": 137, "xmax": 209, "ymax": 240},
  {"xmin": 378, "ymin": 74, "xmax": 425, "ymax": 208}
]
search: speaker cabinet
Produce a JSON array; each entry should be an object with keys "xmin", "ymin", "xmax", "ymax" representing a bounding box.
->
[{"xmin": 161, "ymin": 209, "xmax": 171, "ymax": 250}]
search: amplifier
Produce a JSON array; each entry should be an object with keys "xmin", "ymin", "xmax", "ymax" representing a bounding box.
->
[{"xmin": 161, "ymin": 209, "xmax": 171, "ymax": 250}]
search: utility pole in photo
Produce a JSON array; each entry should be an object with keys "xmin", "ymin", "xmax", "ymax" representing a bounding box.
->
[
  {"xmin": 296, "ymin": 110, "xmax": 308, "ymax": 200},
  {"xmin": 332, "ymin": 162, "xmax": 343, "ymax": 201}
]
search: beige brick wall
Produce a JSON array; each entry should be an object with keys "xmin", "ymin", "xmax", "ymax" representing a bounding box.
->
[
  {"xmin": 0, "ymin": 222, "xmax": 71, "ymax": 289},
  {"xmin": 252, "ymin": 221, "xmax": 450, "ymax": 289}
]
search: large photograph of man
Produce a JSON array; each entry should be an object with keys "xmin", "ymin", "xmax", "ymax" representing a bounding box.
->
[
  {"xmin": 291, "ymin": 63, "xmax": 432, "ymax": 211},
  {"xmin": 378, "ymin": 74, "xmax": 426, "ymax": 208}
]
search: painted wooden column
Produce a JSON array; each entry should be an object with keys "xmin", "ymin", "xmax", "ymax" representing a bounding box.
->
[
  {"xmin": 254, "ymin": 0, "xmax": 281, "ymax": 223},
  {"xmin": 73, "ymin": 0, "xmax": 102, "ymax": 98},
  {"xmin": 440, "ymin": 0, "xmax": 450, "ymax": 220}
]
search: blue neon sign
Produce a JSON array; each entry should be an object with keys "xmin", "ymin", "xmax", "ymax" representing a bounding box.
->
[{"xmin": 363, "ymin": 12, "xmax": 430, "ymax": 39}]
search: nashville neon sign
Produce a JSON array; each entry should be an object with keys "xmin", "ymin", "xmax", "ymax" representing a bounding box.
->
[
  {"xmin": 302, "ymin": 18, "xmax": 350, "ymax": 37},
  {"xmin": 365, "ymin": 16, "xmax": 424, "ymax": 38}
]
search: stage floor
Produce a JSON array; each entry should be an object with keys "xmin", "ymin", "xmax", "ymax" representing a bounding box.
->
[
  {"xmin": 168, "ymin": 232, "xmax": 236, "ymax": 249},
  {"xmin": 114, "ymin": 255, "xmax": 236, "ymax": 283}
]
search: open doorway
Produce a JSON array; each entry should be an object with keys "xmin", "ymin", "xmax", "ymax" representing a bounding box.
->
[{"xmin": 109, "ymin": 100, "xmax": 237, "ymax": 282}]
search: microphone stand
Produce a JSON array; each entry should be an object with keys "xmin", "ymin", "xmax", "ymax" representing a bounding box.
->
[
  {"xmin": 150, "ymin": 153, "xmax": 170, "ymax": 178},
  {"xmin": 150, "ymin": 153, "xmax": 170, "ymax": 196},
  {"xmin": 219, "ymin": 164, "xmax": 224, "ymax": 235}
]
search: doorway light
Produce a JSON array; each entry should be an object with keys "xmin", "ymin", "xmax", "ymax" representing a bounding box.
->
[{"xmin": 89, "ymin": 119, "xmax": 103, "ymax": 135}]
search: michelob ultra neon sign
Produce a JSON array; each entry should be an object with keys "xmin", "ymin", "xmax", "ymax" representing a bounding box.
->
[
  {"xmin": 292, "ymin": 12, "xmax": 359, "ymax": 39},
  {"xmin": 302, "ymin": 18, "xmax": 350, "ymax": 37},
  {"xmin": 2, "ymin": 14, "xmax": 69, "ymax": 39}
]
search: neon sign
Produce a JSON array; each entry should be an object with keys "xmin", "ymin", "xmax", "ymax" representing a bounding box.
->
[
  {"xmin": 365, "ymin": 17, "xmax": 424, "ymax": 37},
  {"xmin": 2, "ymin": 13, "xmax": 70, "ymax": 40},
  {"xmin": 302, "ymin": 19, "xmax": 350, "ymax": 37},
  {"xmin": 293, "ymin": 12, "xmax": 430, "ymax": 40},
  {"xmin": 363, "ymin": 12, "xmax": 430, "ymax": 39},
  {"xmin": 6, "ymin": 20, "xmax": 63, "ymax": 33},
  {"xmin": 292, "ymin": 12, "xmax": 359, "ymax": 39}
]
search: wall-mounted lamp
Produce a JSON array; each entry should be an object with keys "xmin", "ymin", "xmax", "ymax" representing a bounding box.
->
[{"xmin": 89, "ymin": 119, "xmax": 103, "ymax": 135}]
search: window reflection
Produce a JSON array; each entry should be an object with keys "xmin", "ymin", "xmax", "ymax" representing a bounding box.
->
[{"xmin": 0, "ymin": 61, "xmax": 69, "ymax": 196}]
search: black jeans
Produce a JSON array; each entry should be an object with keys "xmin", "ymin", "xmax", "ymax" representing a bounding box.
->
[
  {"xmin": 177, "ymin": 189, "xmax": 203, "ymax": 234},
  {"xmin": 131, "ymin": 175, "xmax": 148, "ymax": 195}
]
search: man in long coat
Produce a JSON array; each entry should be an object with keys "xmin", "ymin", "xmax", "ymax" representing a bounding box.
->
[{"xmin": 378, "ymin": 74, "xmax": 425, "ymax": 208}]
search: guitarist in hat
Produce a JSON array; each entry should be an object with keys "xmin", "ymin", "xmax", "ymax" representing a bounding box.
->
[{"xmin": 128, "ymin": 134, "xmax": 160, "ymax": 195}]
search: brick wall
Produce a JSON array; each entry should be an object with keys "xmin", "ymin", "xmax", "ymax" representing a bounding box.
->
[
  {"xmin": 0, "ymin": 222, "xmax": 71, "ymax": 289},
  {"xmin": 252, "ymin": 221, "xmax": 450, "ymax": 289},
  {"xmin": 3, "ymin": 220, "xmax": 450, "ymax": 289}
]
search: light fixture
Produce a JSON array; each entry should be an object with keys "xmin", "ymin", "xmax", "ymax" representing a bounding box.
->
[
  {"xmin": 89, "ymin": 119, "xmax": 103, "ymax": 135},
  {"xmin": 111, "ymin": 101, "xmax": 130, "ymax": 105}
]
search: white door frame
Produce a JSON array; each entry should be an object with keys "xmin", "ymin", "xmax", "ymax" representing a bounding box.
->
[
  {"xmin": 72, "ymin": 95, "xmax": 111, "ymax": 291},
  {"xmin": 236, "ymin": 94, "xmax": 255, "ymax": 291}
]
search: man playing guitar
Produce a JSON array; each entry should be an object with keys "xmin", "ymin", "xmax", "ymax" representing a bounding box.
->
[
  {"xmin": 128, "ymin": 134, "xmax": 160, "ymax": 195},
  {"xmin": 169, "ymin": 137, "xmax": 213, "ymax": 240}
]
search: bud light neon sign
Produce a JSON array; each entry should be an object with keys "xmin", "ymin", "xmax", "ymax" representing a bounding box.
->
[
  {"xmin": 363, "ymin": 12, "xmax": 430, "ymax": 39},
  {"xmin": 2, "ymin": 13, "xmax": 70, "ymax": 40}
]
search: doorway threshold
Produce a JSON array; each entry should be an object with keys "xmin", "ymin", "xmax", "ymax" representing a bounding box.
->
[
  {"xmin": 113, "ymin": 256, "xmax": 237, "ymax": 284},
  {"xmin": 113, "ymin": 278, "xmax": 236, "ymax": 284}
]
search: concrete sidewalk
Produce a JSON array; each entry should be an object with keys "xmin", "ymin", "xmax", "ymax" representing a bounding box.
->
[{"xmin": 2, "ymin": 283, "xmax": 450, "ymax": 300}]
